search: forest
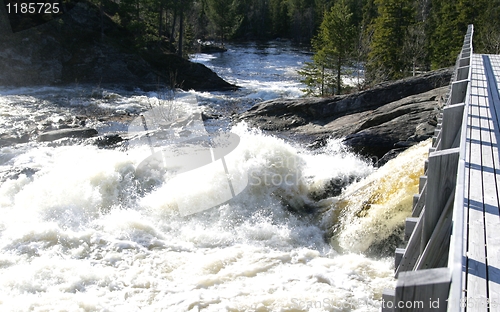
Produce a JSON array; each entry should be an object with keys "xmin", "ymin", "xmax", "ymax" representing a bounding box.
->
[{"xmin": 88, "ymin": 0, "xmax": 500, "ymax": 94}]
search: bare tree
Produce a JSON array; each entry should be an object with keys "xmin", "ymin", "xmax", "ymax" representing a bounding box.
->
[{"xmin": 403, "ymin": 23, "xmax": 427, "ymax": 76}]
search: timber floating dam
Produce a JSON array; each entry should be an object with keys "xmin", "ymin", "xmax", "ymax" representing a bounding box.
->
[{"xmin": 382, "ymin": 25, "xmax": 500, "ymax": 312}]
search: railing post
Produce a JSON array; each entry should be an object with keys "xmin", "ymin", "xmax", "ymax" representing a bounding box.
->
[
  {"xmin": 395, "ymin": 268, "xmax": 451, "ymax": 312},
  {"xmin": 439, "ymin": 103, "xmax": 465, "ymax": 150},
  {"xmin": 449, "ymin": 80, "xmax": 468, "ymax": 105},
  {"xmin": 421, "ymin": 148, "xmax": 459, "ymax": 253}
]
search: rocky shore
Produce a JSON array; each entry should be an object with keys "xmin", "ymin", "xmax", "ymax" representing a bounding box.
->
[
  {"xmin": 0, "ymin": 1, "xmax": 236, "ymax": 92},
  {"xmin": 238, "ymin": 68, "xmax": 453, "ymax": 159},
  {"xmin": 1, "ymin": 68, "xmax": 453, "ymax": 159},
  {"xmin": 0, "ymin": 1, "xmax": 454, "ymax": 162}
]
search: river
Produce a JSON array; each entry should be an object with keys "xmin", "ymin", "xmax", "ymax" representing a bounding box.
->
[{"xmin": 0, "ymin": 41, "xmax": 428, "ymax": 311}]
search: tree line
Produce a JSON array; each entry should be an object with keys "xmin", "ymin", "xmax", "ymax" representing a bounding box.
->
[
  {"xmin": 300, "ymin": 0, "xmax": 500, "ymax": 96},
  {"xmin": 90, "ymin": 0, "xmax": 500, "ymax": 94},
  {"xmin": 90, "ymin": 0, "xmax": 322, "ymax": 57}
]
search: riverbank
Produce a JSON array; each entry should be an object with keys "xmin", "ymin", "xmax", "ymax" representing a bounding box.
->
[
  {"xmin": 238, "ymin": 68, "xmax": 453, "ymax": 159},
  {"xmin": 0, "ymin": 1, "xmax": 236, "ymax": 92},
  {"xmin": 1, "ymin": 67, "xmax": 453, "ymax": 161}
]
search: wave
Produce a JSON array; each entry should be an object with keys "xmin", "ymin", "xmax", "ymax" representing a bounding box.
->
[{"xmin": 326, "ymin": 139, "xmax": 431, "ymax": 256}]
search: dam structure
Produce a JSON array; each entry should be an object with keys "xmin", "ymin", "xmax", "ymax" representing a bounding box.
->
[{"xmin": 382, "ymin": 24, "xmax": 500, "ymax": 311}]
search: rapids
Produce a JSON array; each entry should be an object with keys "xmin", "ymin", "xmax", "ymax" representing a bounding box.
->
[{"xmin": 0, "ymin": 42, "xmax": 429, "ymax": 311}]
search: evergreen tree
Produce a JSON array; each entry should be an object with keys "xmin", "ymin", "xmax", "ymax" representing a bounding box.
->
[
  {"xmin": 299, "ymin": 46, "xmax": 339, "ymax": 96},
  {"xmin": 428, "ymin": 0, "xmax": 464, "ymax": 68},
  {"xmin": 299, "ymin": 0, "xmax": 356, "ymax": 95},
  {"xmin": 477, "ymin": 0, "xmax": 500, "ymax": 54},
  {"xmin": 362, "ymin": 0, "xmax": 378, "ymax": 31},
  {"xmin": 288, "ymin": 0, "xmax": 317, "ymax": 42},
  {"xmin": 428, "ymin": 0, "xmax": 491, "ymax": 68},
  {"xmin": 367, "ymin": 0, "xmax": 414, "ymax": 82},
  {"xmin": 359, "ymin": 0, "xmax": 377, "ymax": 78},
  {"xmin": 269, "ymin": 0, "xmax": 290, "ymax": 38},
  {"xmin": 205, "ymin": 0, "xmax": 242, "ymax": 44},
  {"xmin": 347, "ymin": 0, "xmax": 365, "ymax": 30}
]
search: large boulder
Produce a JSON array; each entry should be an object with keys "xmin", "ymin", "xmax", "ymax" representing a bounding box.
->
[
  {"xmin": 239, "ymin": 68, "xmax": 452, "ymax": 158},
  {"xmin": 0, "ymin": 1, "xmax": 236, "ymax": 91}
]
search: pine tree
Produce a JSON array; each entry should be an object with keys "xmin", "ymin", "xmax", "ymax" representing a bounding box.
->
[
  {"xmin": 269, "ymin": 0, "xmax": 290, "ymax": 38},
  {"xmin": 458, "ymin": 0, "xmax": 497, "ymax": 54},
  {"xmin": 477, "ymin": 0, "xmax": 500, "ymax": 54},
  {"xmin": 299, "ymin": 46, "xmax": 339, "ymax": 96},
  {"xmin": 299, "ymin": 0, "xmax": 356, "ymax": 96},
  {"xmin": 367, "ymin": 0, "xmax": 414, "ymax": 82},
  {"xmin": 428, "ymin": 0, "xmax": 491, "ymax": 68},
  {"xmin": 428, "ymin": 0, "xmax": 463, "ymax": 68},
  {"xmin": 205, "ymin": 0, "xmax": 242, "ymax": 44},
  {"xmin": 288, "ymin": 0, "xmax": 317, "ymax": 42}
]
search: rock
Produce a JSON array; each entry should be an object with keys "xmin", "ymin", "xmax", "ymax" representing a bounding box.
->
[
  {"xmin": 195, "ymin": 41, "xmax": 228, "ymax": 53},
  {"xmin": 414, "ymin": 120, "xmax": 437, "ymax": 139},
  {"xmin": 376, "ymin": 148, "xmax": 407, "ymax": 167},
  {"xmin": 309, "ymin": 175, "xmax": 360, "ymax": 201},
  {"xmin": 94, "ymin": 134, "xmax": 125, "ymax": 148},
  {"xmin": 141, "ymin": 52, "xmax": 237, "ymax": 91},
  {"xmin": 38, "ymin": 127, "xmax": 98, "ymax": 142},
  {"xmin": 0, "ymin": 167, "xmax": 38, "ymax": 182},
  {"xmin": 0, "ymin": 1, "xmax": 236, "ymax": 91},
  {"xmin": 200, "ymin": 45, "xmax": 227, "ymax": 53},
  {"xmin": 0, "ymin": 133, "xmax": 29, "ymax": 147},
  {"xmin": 341, "ymin": 87, "xmax": 446, "ymax": 157},
  {"xmin": 239, "ymin": 68, "xmax": 452, "ymax": 158},
  {"xmin": 201, "ymin": 112, "xmax": 222, "ymax": 120}
]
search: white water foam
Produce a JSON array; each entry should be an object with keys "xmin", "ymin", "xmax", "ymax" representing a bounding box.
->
[
  {"xmin": 0, "ymin": 123, "xmax": 395, "ymax": 311},
  {"xmin": 329, "ymin": 139, "xmax": 431, "ymax": 254},
  {"xmin": 191, "ymin": 42, "xmax": 310, "ymax": 101},
  {"xmin": 0, "ymin": 41, "xmax": 392, "ymax": 311}
]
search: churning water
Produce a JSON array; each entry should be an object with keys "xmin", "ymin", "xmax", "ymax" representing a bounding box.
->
[{"xmin": 0, "ymin": 42, "xmax": 428, "ymax": 311}]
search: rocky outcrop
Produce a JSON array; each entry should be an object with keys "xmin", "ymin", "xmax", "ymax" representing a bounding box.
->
[
  {"xmin": 38, "ymin": 127, "xmax": 98, "ymax": 142},
  {"xmin": 0, "ymin": 133, "xmax": 30, "ymax": 147},
  {"xmin": 140, "ymin": 52, "xmax": 236, "ymax": 91},
  {"xmin": 239, "ymin": 68, "xmax": 452, "ymax": 158},
  {"xmin": 0, "ymin": 1, "xmax": 236, "ymax": 91},
  {"xmin": 340, "ymin": 87, "xmax": 446, "ymax": 157}
]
